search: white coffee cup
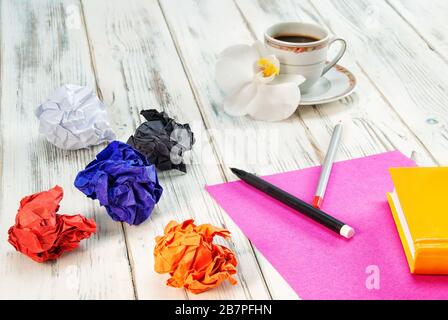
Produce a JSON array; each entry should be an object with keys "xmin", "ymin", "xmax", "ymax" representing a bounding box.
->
[{"xmin": 264, "ymin": 22, "xmax": 346, "ymax": 92}]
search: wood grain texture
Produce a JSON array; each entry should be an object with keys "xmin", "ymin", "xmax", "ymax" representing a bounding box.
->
[
  {"xmin": 159, "ymin": 0, "xmax": 319, "ymax": 174},
  {"xmin": 233, "ymin": 0, "xmax": 440, "ymax": 295},
  {"xmin": 1, "ymin": 0, "xmax": 445, "ymax": 300},
  {"xmin": 81, "ymin": 0, "xmax": 273, "ymax": 300},
  {"xmin": 307, "ymin": 0, "xmax": 448, "ymax": 165},
  {"xmin": 159, "ymin": 0, "xmax": 446, "ymax": 297},
  {"xmin": 0, "ymin": 0, "xmax": 134, "ymax": 299},
  {"xmin": 387, "ymin": 0, "xmax": 448, "ymax": 63},
  {"xmin": 159, "ymin": 0, "xmax": 336, "ymax": 299},
  {"xmin": 234, "ymin": 0, "xmax": 436, "ymax": 167}
]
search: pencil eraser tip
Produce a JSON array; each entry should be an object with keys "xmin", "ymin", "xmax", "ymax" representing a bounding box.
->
[{"xmin": 340, "ymin": 225, "xmax": 355, "ymax": 239}]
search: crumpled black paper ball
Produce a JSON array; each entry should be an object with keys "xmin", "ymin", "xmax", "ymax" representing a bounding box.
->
[{"xmin": 127, "ymin": 109, "xmax": 195, "ymax": 173}]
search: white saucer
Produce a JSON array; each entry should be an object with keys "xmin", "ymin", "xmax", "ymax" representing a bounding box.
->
[{"xmin": 300, "ymin": 64, "xmax": 356, "ymax": 105}]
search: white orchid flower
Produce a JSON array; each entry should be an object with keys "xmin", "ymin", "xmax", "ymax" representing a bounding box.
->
[{"xmin": 215, "ymin": 41, "xmax": 305, "ymax": 121}]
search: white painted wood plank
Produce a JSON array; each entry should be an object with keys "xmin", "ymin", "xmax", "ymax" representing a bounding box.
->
[
  {"xmin": 81, "ymin": 0, "xmax": 272, "ymax": 300},
  {"xmin": 306, "ymin": 0, "xmax": 448, "ymax": 165},
  {"xmin": 229, "ymin": 0, "xmax": 439, "ymax": 297},
  {"xmin": 160, "ymin": 0, "xmax": 442, "ymax": 299},
  {"xmin": 387, "ymin": 0, "xmax": 448, "ymax": 63},
  {"xmin": 159, "ymin": 0, "xmax": 319, "ymax": 172},
  {"xmin": 159, "ymin": 0, "xmax": 339, "ymax": 300},
  {"xmin": 235, "ymin": 0, "xmax": 436, "ymax": 166},
  {"xmin": 0, "ymin": 0, "xmax": 134, "ymax": 299},
  {"xmin": 4, "ymin": 0, "xmax": 441, "ymax": 300}
]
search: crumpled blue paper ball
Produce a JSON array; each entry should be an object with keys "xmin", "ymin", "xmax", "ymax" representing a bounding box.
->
[{"xmin": 74, "ymin": 141, "xmax": 163, "ymax": 225}]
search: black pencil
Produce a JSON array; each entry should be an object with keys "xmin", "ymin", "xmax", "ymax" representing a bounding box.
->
[{"xmin": 230, "ymin": 168, "xmax": 355, "ymax": 239}]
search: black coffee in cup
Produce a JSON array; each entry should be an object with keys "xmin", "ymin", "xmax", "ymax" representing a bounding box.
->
[
  {"xmin": 265, "ymin": 22, "xmax": 347, "ymax": 92},
  {"xmin": 274, "ymin": 34, "xmax": 320, "ymax": 43}
]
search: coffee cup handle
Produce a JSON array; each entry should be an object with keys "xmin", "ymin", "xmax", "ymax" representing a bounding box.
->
[{"xmin": 322, "ymin": 37, "xmax": 347, "ymax": 76}]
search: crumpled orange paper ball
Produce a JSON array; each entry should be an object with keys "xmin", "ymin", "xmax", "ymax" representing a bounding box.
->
[
  {"xmin": 154, "ymin": 219, "xmax": 238, "ymax": 294},
  {"xmin": 8, "ymin": 185, "xmax": 96, "ymax": 263}
]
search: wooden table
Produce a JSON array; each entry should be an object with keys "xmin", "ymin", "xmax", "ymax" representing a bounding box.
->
[{"xmin": 0, "ymin": 0, "xmax": 447, "ymax": 300}]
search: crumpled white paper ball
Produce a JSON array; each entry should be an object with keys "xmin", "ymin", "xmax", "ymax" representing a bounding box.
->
[
  {"xmin": 36, "ymin": 84, "xmax": 116, "ymax": 150},
  {"xmin": 215, "ymin": 41, "xmax": 305, "ymax": 121}
]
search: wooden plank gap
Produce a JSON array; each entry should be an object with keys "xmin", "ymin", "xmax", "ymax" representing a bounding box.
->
[
  {"xmin": 79, "ymin": 0, "xmax": 104, "ymax": 100},
  {"xmin": 79, "ymin": 0, "xmax": 138, "ymax": 299},
  {"xmin": 354, "ymin": 60, "xmax": 440, "ymax": 165},
  {"xmin": 385, "ymin": 0, "xmax": 448, "ymax": 65},
  {"xmin": 232, "ymin": 0, "xmax": 259, "ymax": 40},
  {"xmin": 305, "ymin": 0, "xmax": 440, "ymax": 165},
  {"xmin": 157, "ymin": 0, "xmax": 274, "ymax": 299},
  {"xmin": 156, "ymin": 0, "xmax": 228, "ymax": 184}
]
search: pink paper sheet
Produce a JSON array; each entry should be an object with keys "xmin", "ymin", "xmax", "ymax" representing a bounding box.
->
[{"xmin": 206, "ymin": 151, "xmax": 448, "ymax": 299}]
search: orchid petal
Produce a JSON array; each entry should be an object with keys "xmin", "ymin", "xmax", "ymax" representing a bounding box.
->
[
  {"xmin": 223, "ymin": 82, "xmax": 258, "ymax": 116},
  {"xmin": 246, "ymin": 82, "xmax": 301, "ymax": 121},
  {"xmin": 274, "ymin": 74, "xmax": 306, "ymax": 87},
  {"xmin": 215, "ymin": 44, "xmax": 259, "ymax": 96}
]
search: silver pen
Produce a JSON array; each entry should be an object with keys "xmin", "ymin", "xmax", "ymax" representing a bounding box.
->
[{"xmin": 313, "ymin": 121, "xmax": 343, "ymax": 209}]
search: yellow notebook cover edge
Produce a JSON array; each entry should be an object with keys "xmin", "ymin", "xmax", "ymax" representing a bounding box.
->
[{"xmin": 386, "ymin": 191, "xmax": 415, "ymax": 274}]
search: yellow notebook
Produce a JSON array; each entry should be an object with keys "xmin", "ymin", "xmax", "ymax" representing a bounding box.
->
[{"xmin": 387, "ymin": 167, "xmax": 448, "ymax": 274}]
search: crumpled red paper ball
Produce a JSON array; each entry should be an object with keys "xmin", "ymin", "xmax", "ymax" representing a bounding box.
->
[
  {"xmin": 154, "ymin": 219, "xmax": 238, "ymax": 294},
  {"xmin": 8, "ymin": 185, "xmax": 96, "ymax": 263}
]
